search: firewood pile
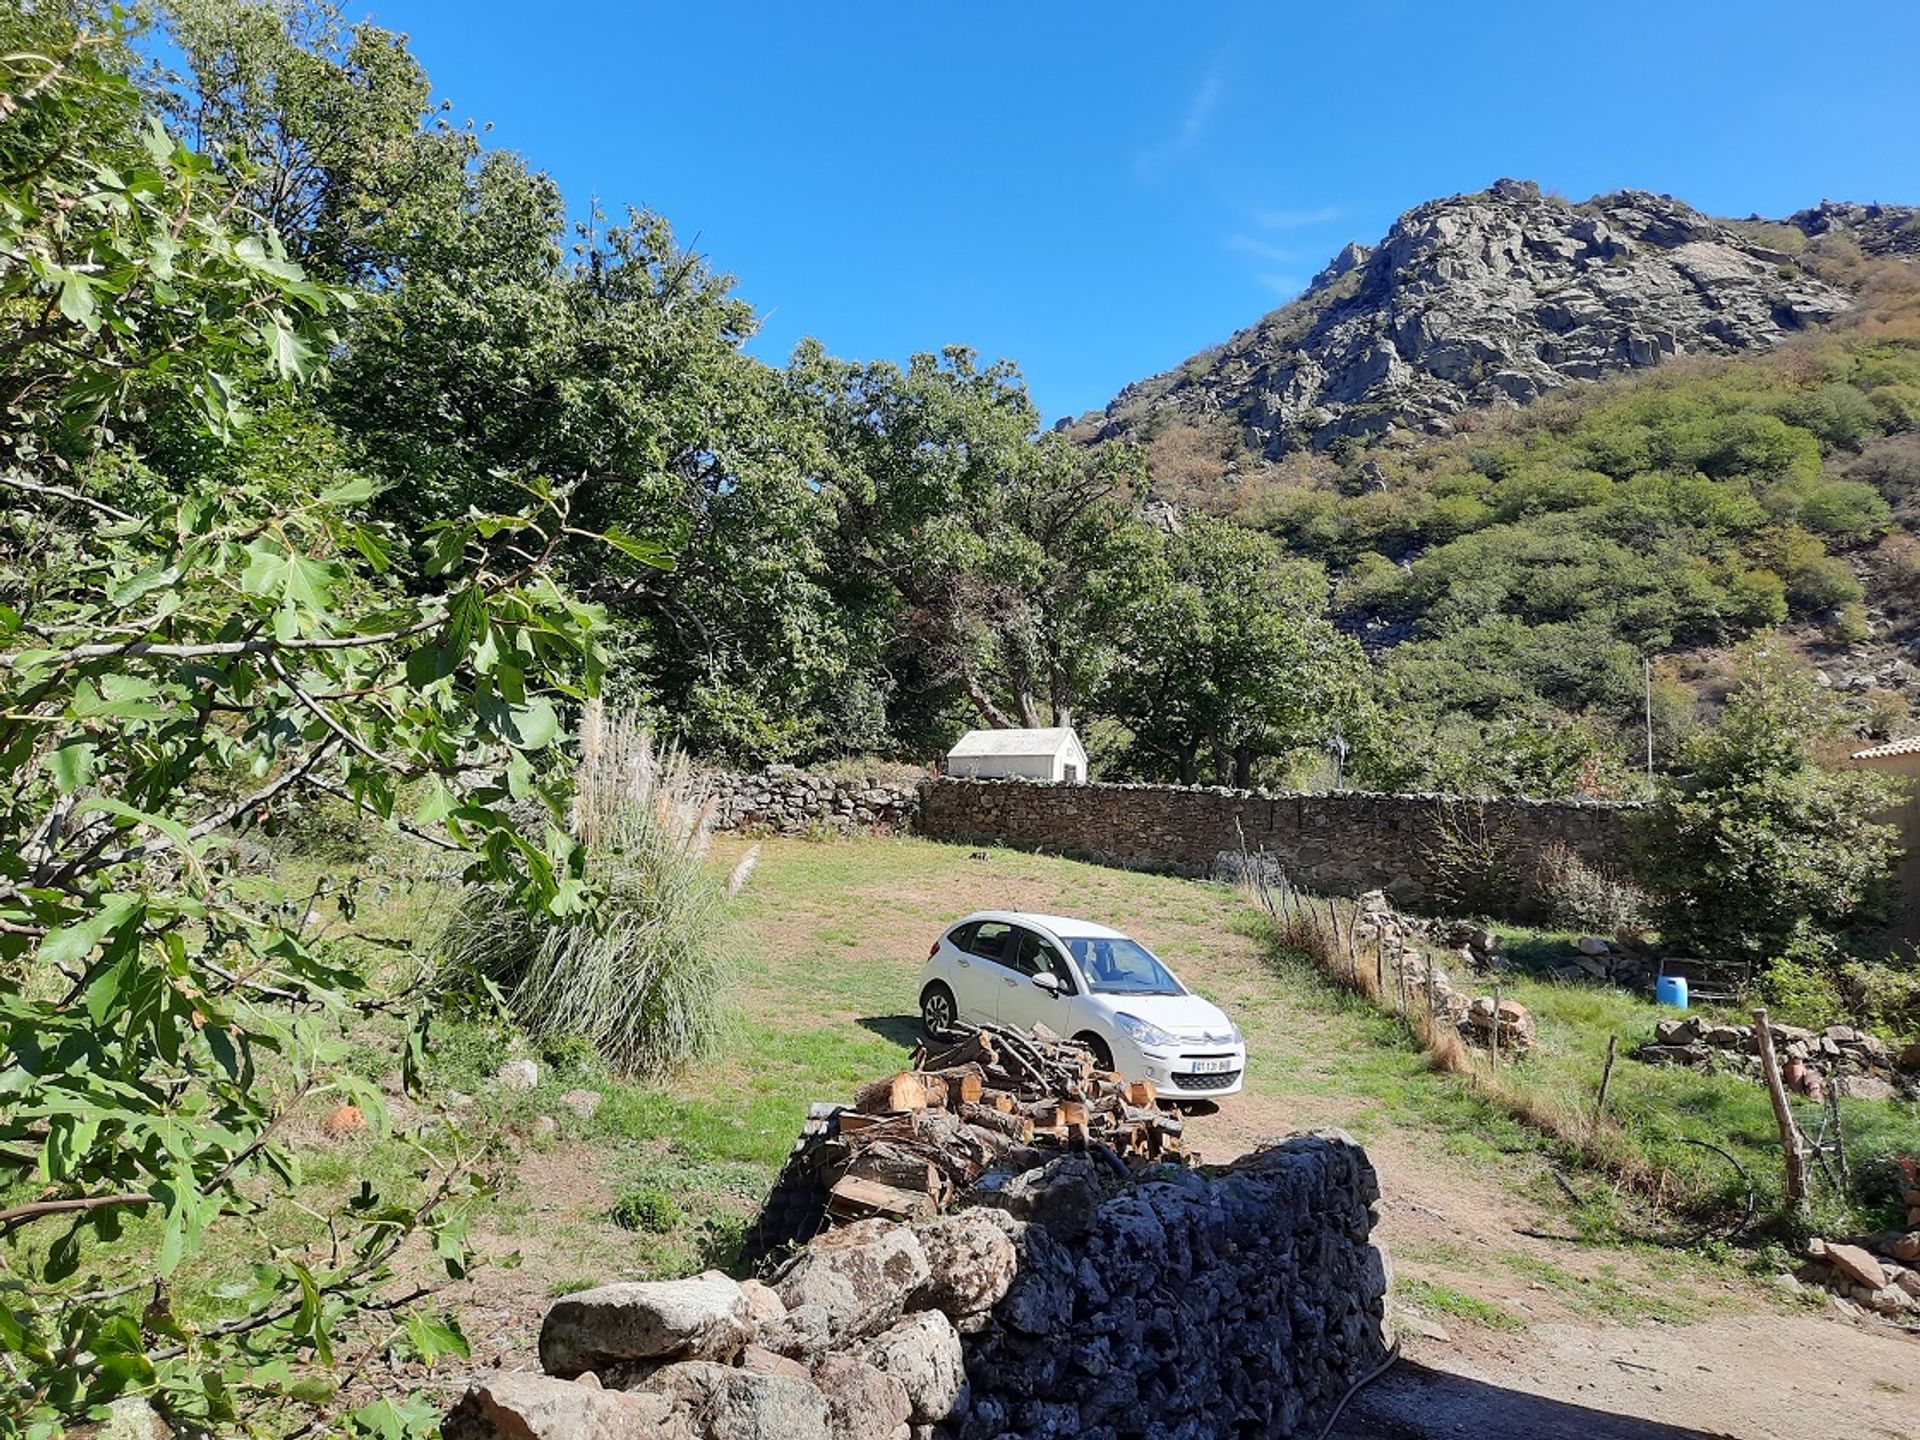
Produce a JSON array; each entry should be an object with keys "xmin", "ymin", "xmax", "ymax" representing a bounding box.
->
[{"xmin": 738, "ymin": 1022, "xmax": 1188, "ymax": 1271}]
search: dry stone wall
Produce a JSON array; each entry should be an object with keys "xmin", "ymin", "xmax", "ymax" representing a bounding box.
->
[
  {"xmin": 697, "ymin": 766, "xmax": 1634, "ymax": 918},
  {"xmin": 446, "ymin": 1132, "xmax": 1391, "ymax": 1440},
  {"xmin": 920, "ymin": 777, "xmax": 1635, "ymax": 913},
  {"xmin": 703, "ymin": 765, "xmax": 921, "ymax": 835}
]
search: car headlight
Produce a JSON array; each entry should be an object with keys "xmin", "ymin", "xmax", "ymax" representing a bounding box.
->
[
  {"xmin": 1114, "ymin": 1012, "xmax": 1180, "ymax": 1049},
  {"xmin": 1228, "ymin": 1022, "xmax": 1244, "ymax": 1046}
]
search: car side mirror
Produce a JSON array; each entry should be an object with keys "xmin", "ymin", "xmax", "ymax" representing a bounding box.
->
[{"xmin": 1032, "ymin": 972, "xmax": 1063, "ymax": 995}]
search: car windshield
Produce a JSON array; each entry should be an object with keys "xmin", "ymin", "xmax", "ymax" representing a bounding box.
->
[{"xmin": 1061, "ymin": 936, "xmax": 1185, "ymax": 996}]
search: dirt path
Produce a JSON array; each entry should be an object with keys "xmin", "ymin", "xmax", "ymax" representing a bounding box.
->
[{"xmin": 1161, "ymin": 925, "xmax": 1920, "ymax": 1439}]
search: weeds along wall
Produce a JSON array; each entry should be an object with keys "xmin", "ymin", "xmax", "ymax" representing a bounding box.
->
[{"xmin": 917, "ymin": 778, "xmax": 1638, "ymax": 916}]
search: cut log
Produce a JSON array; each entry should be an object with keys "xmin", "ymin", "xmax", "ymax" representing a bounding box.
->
[
  {"xmin": 1124, "ymin": 1080, "xmax": 1157, "ymax": 1108},
  {"xmin": 851, "ymin": 1072, "xmax": 931, "ymax": 1115},
  {"xmin": 842, "ymin": 1143, "xmax": 949, "ymax": 1204},
  {"xmin": 915, "ymin": 1032, "xmax": 997, "ymax": 1073},
  {"xmin": 981, "ymin": 1089, "xmax": 1017, "ymax": 1114},
  {"xmin": 925, "ymin": 1064, "xmax": 986, "ymax": 1107},
  {"xmin": 960, "ymin": 1103, "xmax": 1035, "ymax": 1143},
  {"xmin": 827, "ymin": 1175, "xmax": 936, "ymax": 1223},
  {"xmin": 1057, "ymin": 1098, "xmax": 1089, "ymax": 1129},
  {"xmin": 834, "ymin": 1111, "xmax": 897, "ymax": 1135}
]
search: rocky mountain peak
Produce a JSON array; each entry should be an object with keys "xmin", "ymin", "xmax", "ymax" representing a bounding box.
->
[{"xmin": 1099, "ymin": 181, "xmax": 1906, "ymax": 461}]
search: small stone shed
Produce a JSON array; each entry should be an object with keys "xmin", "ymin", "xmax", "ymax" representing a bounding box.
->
[
  {"xmin": 1850, "ymin": 735, "xmax": 1920, "ymax": 942},
  {"xmin": 943, "ymin": 726, "xmax": 1088, "ymax": 784}
]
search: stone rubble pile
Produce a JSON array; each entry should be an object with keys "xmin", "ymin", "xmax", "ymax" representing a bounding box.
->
[
  {"xmin": 1352, "ymin": 891, "xmax": 1535, "ymax": 1057},
  {"xmin": 705, "ymin": 765, "xmax": 922, "ymax": 836},
  {"xmin": 1547, "ymin": 934, "xmax": 1657, "ymax": 989},
  {"xmin": 1801, "ymin": 1191, "xmax": 1920, "ymax": 1321},
  {"xmin": 444, "ymin": 1133, "xmax": 1392, "ymax": 1440},
  {"xmin": 1634, "ymin": 1019, "xmax": 1920, "ymax": 1102}
]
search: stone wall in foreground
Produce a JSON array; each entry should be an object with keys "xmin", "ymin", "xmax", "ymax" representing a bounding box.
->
[
  {"xmin": 446, "ymin": 1131, "xmax": 1391, "ymax": 1440},
  {"xmin": 920, "ymin": 777, "xmax": 1636, "ymax": 913}
]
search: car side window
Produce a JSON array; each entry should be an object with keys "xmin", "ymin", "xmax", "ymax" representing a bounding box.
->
[
  {"xmin": 1011, "ymin": 929, "xmax": 1074, "ymax": 990},
  {"xmin": 946, "ymin": 922, "xmax": 979, "ymax": 954},
  {"xmin": 967, "ymin": 922, "xmax": 1013, "ymax": 965}
]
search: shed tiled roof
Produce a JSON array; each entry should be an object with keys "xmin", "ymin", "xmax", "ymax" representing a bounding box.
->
[{"xmin": 1851, "ymin": 735, "xmax": 1920, "ymax": 760}]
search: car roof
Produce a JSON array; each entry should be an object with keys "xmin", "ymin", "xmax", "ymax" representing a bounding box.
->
[{"xmin": 948, "ymin": 910, "xmax": 1131, "ymax": 940}]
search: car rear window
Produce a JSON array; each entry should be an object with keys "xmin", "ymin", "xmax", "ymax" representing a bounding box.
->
[{"xmin": 966, "ymin": 921, "xmax": 1014, "ymax": 963}]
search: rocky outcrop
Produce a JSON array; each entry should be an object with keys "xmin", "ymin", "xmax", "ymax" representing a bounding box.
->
[
  {"xmin": 1788, "ymin": 200, "xmax": 1920, "ymax": 259},
  {"xmin": 445, "ymin": 1134, "xmax": 1392, "ymax": 1440},
  {"xmin": 1103, "ymin": 179, "xmax": 1864, "ymax": 458}
]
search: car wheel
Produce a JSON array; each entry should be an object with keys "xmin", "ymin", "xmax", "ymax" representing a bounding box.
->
[
  {"xmin": 1075, "ymin": 1032, "xmax": 1115, "ymax": 1073},
  {"xmin": 920, "ymin": 982, "xmax": 958, "ymax": 1039}
]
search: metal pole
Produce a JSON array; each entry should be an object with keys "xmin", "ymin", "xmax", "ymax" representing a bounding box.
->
[{"xmin": 1644, "ymin": 656, "xmax": 1655, "ymax": 792}]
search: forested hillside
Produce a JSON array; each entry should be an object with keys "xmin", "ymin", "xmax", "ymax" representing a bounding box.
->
[{"xmin": 8, "ymin": 1, "xmax": 1920, "ymax": 799}]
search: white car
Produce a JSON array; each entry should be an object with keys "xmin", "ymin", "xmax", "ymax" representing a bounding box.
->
[{"xmin": 918, "ymin": 910, "xmax": 1246, "ymax": 1099}]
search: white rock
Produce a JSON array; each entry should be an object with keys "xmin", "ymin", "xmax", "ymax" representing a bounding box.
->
[
  {"xmin": 559, "ymin": 1088, "xmax": 601, "ymax": 1120},
  {"xmin": 539, "ymin": 1271, "xmax": 753, "ymax": 1376},
  {"xmin": 451, "ymin": 1374, "xmax": 690, "ymax": 1440},
  {"xmin": 854, "ymin": 1310, "xmax": 966, "ymax": 1425},
  {"xmin": 498, "ymin": 1058, "xmax": 540, "ymax": 1091}
]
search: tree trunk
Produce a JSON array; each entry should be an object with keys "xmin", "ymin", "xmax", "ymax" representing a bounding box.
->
[
  {"xmin": 961, "ymin": 674, "xmax": 1016, "ymax": 729},
  {"xmin": 1232, "ymin": 744, "xmax": 1252, "ymax": 790}
]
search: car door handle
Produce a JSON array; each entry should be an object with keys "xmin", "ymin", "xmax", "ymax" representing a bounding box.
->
[
  {"xmin": 1004, "ymin": 977, "xmax": 1019, "ymax": 986},
  {"xmin": 957, "ymin": 958, "xmax": 970, "ymax": 968}
]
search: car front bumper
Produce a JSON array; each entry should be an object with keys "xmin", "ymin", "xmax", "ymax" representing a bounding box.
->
[{"xmin": 1130, "ymin": 1042, "xmax": 1247, "ymax": 1098}]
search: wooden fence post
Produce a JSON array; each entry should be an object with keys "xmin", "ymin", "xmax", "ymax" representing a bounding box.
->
[
  {"xmin": 1752, "ymin": 1007, "xmax": 1809, "ymax": 1217},
  {"xmin": 1591, "ymin": 1034, "xmax": 1619, "ymax": 1137}
]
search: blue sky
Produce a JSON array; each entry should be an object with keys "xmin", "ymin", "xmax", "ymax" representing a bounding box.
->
[{"xmin": 346, "ymin": 0, "xmax": 1918, "ymax": 423}]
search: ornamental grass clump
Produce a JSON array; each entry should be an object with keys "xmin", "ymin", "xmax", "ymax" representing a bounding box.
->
[{"xmin": 444, "ymin": 702, "xmax": 733, "ymax": 1077}]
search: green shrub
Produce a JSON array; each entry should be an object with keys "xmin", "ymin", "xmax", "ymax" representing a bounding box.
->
[
  {"xmin": 1839, "ymin": 959, "xmax": 1920, "ymax": 1037},
  {"xmin": 1530, "ymin": 841, "xmax": 1650, "ymax": 935},
  {"xmin": 609, "ymin": 1186, "xmax": 684, "ymax": 1233},
  {"xmin": 1758, "ymin": 953, "xmax": 1846, "ymax": 1029},
  {"xmin": 1797, "ymin": 478, "xmax": 1892, "ymax": 537},
  {"xmin": 1634, "ymin": 653, "xmax": 1901, "ymax": 971},
  {"xmin": 442, "ymin": 706, "xmax": 734, "ymax": 1078}
]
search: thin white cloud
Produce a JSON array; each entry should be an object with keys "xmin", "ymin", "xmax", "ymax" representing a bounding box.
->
[
  {"xmin": 1134, "ymin": 63, "xmax": 1227, "ymax": 182},
  {"xmin": 1179, "ymin": 70, "xmax": 1223, "ymax": 145},
  {"xmin": 1226, "ymin": 234, "xmax": 1295, "ymax": 264},
  {"xmin": 1255, "ymin": 204, "xmax": 1344, "ymax": 230},
  {"xmin": 1257, "ymin": 272, "xmax": 1306, "ymax": 299}
]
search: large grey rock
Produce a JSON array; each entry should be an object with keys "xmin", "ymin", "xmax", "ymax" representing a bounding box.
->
[
  {"xmin": 447, "ymin": 1373, "xmax": 692, "ymax": 1440},
  {"xmin": 854, "ymin": 1310, "xmax": 966, "ymax": 1425},
  {"xmin": 814, "ymin": 1354, "xmax": 913, "ymax": 1440},
  {"xmin": 913, "ymin": 1210, "xmax": 1019, "ymax": 1316},
  {"xmin": 640, "ymin": 1362, "xmax": 830, "ymax": 1440},
  {"xmin": 538, "ymin": 1272, "xmax": 752, "ymax": 1377},
  {"xmin": 774, "ymin": 1219, "xmax": 930, "ymax": 1340},
  {"xmin": 1825, "ymin": 1243, "xmax": 1888, "ymax": 1291},
  {"xmin": 977, "ymin": 1155, "xmax": 1113, "ymax": 1239},
  {"xmin": 756, "ymin": 1301, "xmax": 833, "ymax": 1365}
]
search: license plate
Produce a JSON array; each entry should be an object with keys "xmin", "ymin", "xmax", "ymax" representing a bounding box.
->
[{"xmin": 1187, "ymin": 1058, "xmax": 1233, "ymax": 1074}]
